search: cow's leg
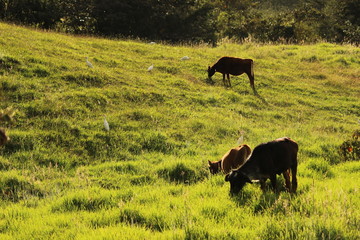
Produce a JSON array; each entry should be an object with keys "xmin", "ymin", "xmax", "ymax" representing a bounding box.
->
[
  {"xmin": 227, "ymin": 74, "xmax": 231, "ymax": 87},
  {"xmin": 291, "ymin": 165, "xmax": 298, "ymax": 193},
  {"xmin": 283, "ymin": 170, "xmax": 291, "ymax": 192},
  {"xmin": 246, "ymin": 72, "xmax": 255, "ymax": 93},
  {"xmin": 222, "ymin": 74, "xmax": 226, "ymax": 86},
  {"xmin": 260, "ymin": 179, "xmax": 266, "ymax": 191},
  {"xmin": 270, "ymin": 175, "xmax": 277, "ymax": 192}
]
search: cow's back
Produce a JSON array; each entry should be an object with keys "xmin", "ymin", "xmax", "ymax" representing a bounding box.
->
[
  {"xmin": 222, "ymin": 144, "xmax": 251, "ymax": 174},
  {"xmin": 214, "ymin": 57, "xmax": 252, "ymax": 76},
  {"xmin": 250, "ymin": 137, "xmax": 298, "ymax": 175}
]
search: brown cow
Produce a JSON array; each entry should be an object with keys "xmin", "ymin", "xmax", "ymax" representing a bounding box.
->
[
  {"xmin": 0, "ymin": 128, "xmax": 9, "ymax": 146},
  {"xmin": 225, "ymin": 137, "xmax": 298, "ymax": 194},
  {"xmin": 208, "ymin": 56, "xmax": 255, "ymax": 91},
  {"xmin": 208, "ymin": 144, "xmax": 251, "ymax": 175}
]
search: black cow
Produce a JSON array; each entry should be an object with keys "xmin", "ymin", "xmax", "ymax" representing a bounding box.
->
[
  {"xmin": 208, "ymin": 56, "xmax": 255, "ymax": 91},
  {"xmin": 225, "ymin": 137, "xmax": 298, "ymax": 194}
]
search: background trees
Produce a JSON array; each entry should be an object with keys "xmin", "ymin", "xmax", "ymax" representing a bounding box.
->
[{"xmin": 0, "ymin": 0, "xmax": 359, "ymax": 44}]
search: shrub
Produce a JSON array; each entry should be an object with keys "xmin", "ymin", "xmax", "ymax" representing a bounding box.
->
[{"xmin": 339, "ymin": 130, "xmax": 359, "ymax": 162}]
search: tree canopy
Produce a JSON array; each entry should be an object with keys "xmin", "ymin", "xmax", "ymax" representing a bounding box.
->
[{"xmin": 0, "ymin": 0, "xmax": 359, "ymax": 44}]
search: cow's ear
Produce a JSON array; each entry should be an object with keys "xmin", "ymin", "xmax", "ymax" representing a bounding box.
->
[
  {"xmin": 208, "ymin": 160, "xmax": 212, "ymax": 165},
  {"xmin": 208, "ymin": 66, "xmax": 210, "ymax": 70},
  {"xmin": 225, "ymin": 174, "xmax": 230, "ymax": 182}
]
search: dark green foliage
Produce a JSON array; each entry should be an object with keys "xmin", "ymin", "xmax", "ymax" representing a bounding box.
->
[{"xmin": 2, "ymin": 0, "xmax": 358, "ymax": 43}]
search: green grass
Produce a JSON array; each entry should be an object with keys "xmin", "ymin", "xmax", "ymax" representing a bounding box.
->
[{"xmin": 0, "ymin": 22, "xmax": 359, "ymax": 239}]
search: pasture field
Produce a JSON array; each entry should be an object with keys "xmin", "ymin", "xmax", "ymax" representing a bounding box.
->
[{"xmin": 0, "ymin": 23, "xmax": 359, "ymax": 239}]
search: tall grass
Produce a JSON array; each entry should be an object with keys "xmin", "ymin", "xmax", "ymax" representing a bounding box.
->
[{"xmin": 0, "ymin": 23, "xmax": 359, "ymax": 239}]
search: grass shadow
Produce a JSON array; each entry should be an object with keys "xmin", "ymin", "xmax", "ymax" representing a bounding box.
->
[
  {"xmin": 229, "ymin": 188, "xmax": 256, "ymax": 207},
  {"xmin": 254, "ymin": 90, "xmax": 269, "ymax": 105},
  {"xmin": 229, "ymin": 178, "xmax": 302, "ymax": 213},
  {"xmin": 205, "ymin": 77, "xmax": 215, "ymax": 85},
  {"xmin": 253, "ymin": 191, "xmax": 280, "ymax": 214}
]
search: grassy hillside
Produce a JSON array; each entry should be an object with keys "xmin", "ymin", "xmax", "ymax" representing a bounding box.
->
[{"xmin": 0, "ymin": 22, "xmax": 359, "ymax": 239}]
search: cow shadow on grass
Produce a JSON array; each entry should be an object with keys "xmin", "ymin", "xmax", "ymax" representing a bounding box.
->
[
  {"xmin": 254, "ymin": 91, "xmax": 269, "ymax": 105},
  {"xmin": 232, "ymin": 83, "xmax": 269, "ymax": 105},
  {"xmin": 204, "ymin": 77, "xmax": 269, "ymax": 106},
  {"xmin": 230, "ymin": 188, "xmax": 282, "ymax": 214},
  {"xmin": 205, "ymin": 77, "xmax": 216, "ymax": 85},
  {"xmin": 229, "ymin": 179, "xmax": 307, "ymax": 214}
]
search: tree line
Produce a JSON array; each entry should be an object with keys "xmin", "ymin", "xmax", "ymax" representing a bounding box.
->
[{"xmin": 1, "ymin": 0, "xmax": 359, "ymax": 44}]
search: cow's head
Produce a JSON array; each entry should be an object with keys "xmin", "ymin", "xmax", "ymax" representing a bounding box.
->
[
  {"xmin": 208, "ymin": 160, "xmax": 220, "ymax": 174},
  {"xmin": 225, "ymin": 170, "xmax": 252, "ymax": 195},
  {"xmin": 208, "ymin": 66, "xmax": 215, "ymax": 79},
  {"xmin": 0, "ymin": 128, "xmax": 9, "ymax": 146}
]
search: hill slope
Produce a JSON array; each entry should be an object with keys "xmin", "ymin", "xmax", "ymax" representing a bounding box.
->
[{"xmin": 0, "ymin": 23, "xmax": 359, "ymax": 239}]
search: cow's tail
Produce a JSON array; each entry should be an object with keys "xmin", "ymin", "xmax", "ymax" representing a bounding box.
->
[{"xmin": 250, "ymin": 60, "xmax": 255, "ymax": 92}]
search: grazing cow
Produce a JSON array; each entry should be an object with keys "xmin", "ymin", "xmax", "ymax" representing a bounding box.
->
[
  {"xmin": 0, "ymin": 128, "xmax": 9, "ymax": 146},
  {"xmin": 208, "ymin": 144, "xmax": 251, "ymax": 174},
  {"xmin": 225, "ymin": 137, "xmax": 298, "ymax": 194},
  {"xmin": 208, "ymin": 56, "xmax": 255, "ymax": 91}
]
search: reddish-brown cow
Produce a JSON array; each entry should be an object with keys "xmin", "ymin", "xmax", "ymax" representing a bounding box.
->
[
  {"xmin": 208, "ymin": 56, "xmax": 255, "ymax": 91},
  {"xmin": 208, "ymin": 144, "xmax": 251, "ymax": 175}
]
